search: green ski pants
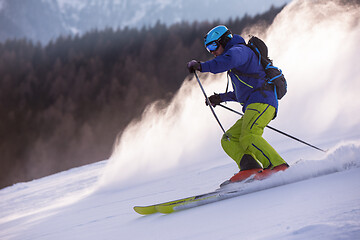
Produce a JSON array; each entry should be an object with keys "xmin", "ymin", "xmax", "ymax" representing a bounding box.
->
[{"xmin": 221, "ymin": 103, "xmax": 286, "ymax": 170}]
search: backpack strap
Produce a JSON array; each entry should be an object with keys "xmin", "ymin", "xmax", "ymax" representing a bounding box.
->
[
  {"xmin": 227, "ymin": 68, "xmax": 269, "ymax": 98},
  {"xmin": 228, "ymin": 68, "xmax": 260, "ymax": 79},
  {"xmin": 264, "ymin": 63, "xmax": 283, "ymax": 82},
  {"xmin": 224, "ymin": 71, "xmax": 238, "ymax": 101}
]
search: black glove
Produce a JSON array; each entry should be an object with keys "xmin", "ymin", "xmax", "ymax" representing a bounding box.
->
[
  {"xmin": 187, "ymin": 60, "xmax": 201, "ymax": 73},
  {"xmin": 206, "ymin": 93, "xmax": 222, "ymax": 107}
]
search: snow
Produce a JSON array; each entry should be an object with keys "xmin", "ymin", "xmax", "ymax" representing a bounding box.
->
[
  {"xmin": 1, "ymin": 0, "xmax": 360, "ymax": 239},
  {"xmin": 1, "ymin": 144, "xmax": 360, "ymax": 240}
]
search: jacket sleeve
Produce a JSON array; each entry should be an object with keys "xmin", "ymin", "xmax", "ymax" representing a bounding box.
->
[
  {"xmin": 200, "ymin": 46, "xmax": 250, "ymax": 74},
  {"xmin": 219, "ymin": 92, "xmax": 237, "ymax": 102}
]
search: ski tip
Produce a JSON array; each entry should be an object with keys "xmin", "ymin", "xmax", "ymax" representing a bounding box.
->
[
  {"xmin": 133, "ymin": 206, "xmax": 157, "ymax": 215},
  {"xmin": 155, "ymin": 205, "xmax": 175, "ymax": 214}
]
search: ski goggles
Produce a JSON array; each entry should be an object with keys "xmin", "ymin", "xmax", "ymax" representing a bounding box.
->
[{"xmin": 206, "ymin": 41, "xmax": 220, "ymax": 52}]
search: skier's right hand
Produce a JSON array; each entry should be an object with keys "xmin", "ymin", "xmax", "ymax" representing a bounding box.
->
[
  {"xmin": 206, "ymin": 93, "xmax": 222, "ymax": 107},
  {"xmin": 187, "ymin": 60, "xmax": 201, "ymax": 73}
]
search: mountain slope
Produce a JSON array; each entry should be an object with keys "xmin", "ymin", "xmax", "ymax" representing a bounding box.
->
[{"xmin": 0, "ymin": 0, "xmax": 291, "ymax": 44}]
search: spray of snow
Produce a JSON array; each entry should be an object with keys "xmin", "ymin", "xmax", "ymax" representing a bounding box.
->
[
  {"xmin": 97, "ymin": 0, "xmax": 360, "ymax": 191},
  {"xmin": 265, "ymin": 0, "xmax": 360, "ymax": 140},
  {"xmin": 223, "ymin": 141, "xmax": 360, "ymax": 194},
  {"xmin": 97, "ymin": 74, "xmax": 237, "ymax": 190}
]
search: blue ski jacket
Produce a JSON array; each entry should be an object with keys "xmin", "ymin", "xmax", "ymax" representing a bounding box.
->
[{"xmin": 200, "ymin": 34, "xmax": 278, "ymax": 113}]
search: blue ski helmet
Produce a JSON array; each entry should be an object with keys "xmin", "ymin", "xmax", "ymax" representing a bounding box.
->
[{"xmin": 204, "ymin": 25, "xmax": 233, "ymax": 52}]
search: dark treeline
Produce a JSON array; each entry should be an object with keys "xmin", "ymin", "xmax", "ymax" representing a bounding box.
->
[{"xmin": 0, "ymin": 6, "xmax": 283, "ymax": 188}]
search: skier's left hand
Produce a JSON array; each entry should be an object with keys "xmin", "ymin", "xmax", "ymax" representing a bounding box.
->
[
  {"xmin": 187, "ymin": 60, "xmax": 201, "ymax": 73},
  {"xmin": 206, "ymin": 93, "xmax": 222, "ymax": 107}
]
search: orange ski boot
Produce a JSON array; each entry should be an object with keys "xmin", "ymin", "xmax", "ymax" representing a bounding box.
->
[
  {"xmin": 220, "ymin": 168, "xmax": 262, "ymax": 187},
  {"xmin": 229, "ymin": 168, "xmax": 263, "ymax": 183},
  {"xmin": 254, "ymin": 163, "xmax": 289, "ymax": 180}
]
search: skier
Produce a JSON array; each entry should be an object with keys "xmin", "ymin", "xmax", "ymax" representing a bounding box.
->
[{"xmin": 187, "ymin": 25, "xmax": 289, "ymax": 182}]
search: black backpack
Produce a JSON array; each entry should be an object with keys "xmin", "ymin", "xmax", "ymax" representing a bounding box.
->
[{"xmin": 230, "ymin": 36, "xmax": 287, "ymax": 100}]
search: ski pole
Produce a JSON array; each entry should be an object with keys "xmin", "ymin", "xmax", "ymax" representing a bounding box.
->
[
  {"xmin": 218, "ymin": 104, "xmax": 327, "ymax": 153},
  {"xmin": 194, "ymin": 72, "xmax": 229, "ymax": 139}
]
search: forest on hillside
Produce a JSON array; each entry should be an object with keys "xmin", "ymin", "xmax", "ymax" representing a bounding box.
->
[{"xmin": 0, "ymin": 6, "xmax": 284, "ymax": 188}]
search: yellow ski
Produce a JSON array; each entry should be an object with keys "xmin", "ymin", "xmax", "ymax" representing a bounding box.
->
[
  {"xmin": 133, "ymin": 195, "xmax": 202, "ymax": 215},
  {"xmin": 133, "ymin": 190, "xmax": 234, "ymax": 215}
]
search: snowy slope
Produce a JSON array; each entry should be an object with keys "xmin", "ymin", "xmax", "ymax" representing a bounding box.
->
[
  {"xmin": 1, "ymin": 0, "xmax": 360, "ymax": 239},
  {"xmin": 1, "ymin": 144, "xmax": 360, "ymax": 240}
]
